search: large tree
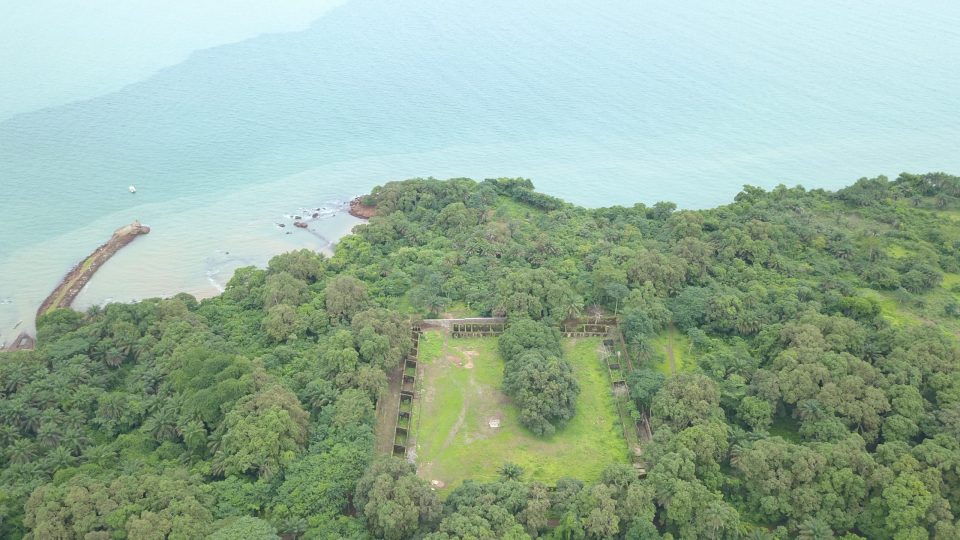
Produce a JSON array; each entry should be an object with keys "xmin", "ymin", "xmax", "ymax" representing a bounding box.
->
[
  {"xmin": 355, "ymin": 457, "xmax": 441, "ymax": 540},
  {"xmin": 503, "ymin": 351, "xmax": 579, "ymax": 436},
  {"xmin": 212, "ymin": 384, "xmax": 310, "ymax": 480}
]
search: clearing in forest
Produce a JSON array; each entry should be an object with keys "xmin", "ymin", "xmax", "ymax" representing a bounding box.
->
[
  {"xmin": 649, "ymin": 327, "xmax": 693, "ymax": 376},
  {"xmin": 413, "ymin": 331, "xmax": 627, "ymax": 492}
]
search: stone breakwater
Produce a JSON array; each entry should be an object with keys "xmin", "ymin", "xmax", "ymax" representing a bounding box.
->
[{"xmin": 36, "ymin": 221, "xmax": 151, "ymax": 319}]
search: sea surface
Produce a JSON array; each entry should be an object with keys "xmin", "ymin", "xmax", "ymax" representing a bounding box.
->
[{"xmin": 2, "ymin": 0, "xmax": 960, "ymax": 341}]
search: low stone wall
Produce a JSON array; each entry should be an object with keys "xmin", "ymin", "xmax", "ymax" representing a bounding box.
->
[{"xmin": 420, "ymin": 317, "xmax": 507, "ymax": 337}]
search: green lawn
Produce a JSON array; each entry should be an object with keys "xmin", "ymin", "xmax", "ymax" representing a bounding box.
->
[
  {"xmin": 856, "ymin": 288, "xmax": 916, "ymax": 326},
  {"xmin": 440, "ymin": 302, "xmax": 483, "ymax": 318},
  {"xmin": 496, "ymin": 195, "xmax": 540, "ymax": 218},
  {"xmin": 414, "ymin": 332, "xmax": 627, "ymax": 492},
  {"xmin": 649, "ymin": 327, "xmax": 693, "ymax": 376},
  {"xmin": 936, "ymin": 208, "xmax": 960, "ymax": 222},
  {"xmin": 417, "ymin": 330, "xmax": 444, "ymax": 362},
  {"xmin": 886, "ymin": 244, "xmax": 911, "ymax": 258},
  {"xmin": 942, "ymin": 273, "xmax": 960, "ymax": 293}
]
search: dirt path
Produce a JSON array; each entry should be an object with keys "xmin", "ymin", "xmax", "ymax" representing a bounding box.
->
[
  {"xmin": 665, "ymin": 341, "xmax": 676, "ymax": 375},
  {"xmin": 374, "ymin": 363, "xmax": 404, "ymax": 454},
  {"xmin": 439, "ymin": 385, "xmax": 469, "ymax": 455}
]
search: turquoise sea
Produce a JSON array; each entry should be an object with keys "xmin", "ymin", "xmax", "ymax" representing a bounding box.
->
[{"xmin": 2, "ymin": 0, "xmax": 959, "ymax": 341}]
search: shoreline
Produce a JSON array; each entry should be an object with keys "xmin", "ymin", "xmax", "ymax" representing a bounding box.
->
[
  {"xmin": 36, "ymin": 220, "xmax": 151, "ymax": 320},
  {"xmin": 348, "ymin": 196, "xmax": 377, "ymax": 219}
]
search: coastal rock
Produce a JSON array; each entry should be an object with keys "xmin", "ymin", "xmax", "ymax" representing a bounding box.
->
[
  {"xmin": 294, "ymin": 221, "xmax": 308, "ymax": 229},
  {"xmin": 349, "ymin": 196, "xmax": 377, "ymax": 219},
  {"xmin": 2, "ymin": 332, "xmax": 35, "ymax": 352}
]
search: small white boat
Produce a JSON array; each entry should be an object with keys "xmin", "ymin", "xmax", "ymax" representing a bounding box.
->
[{"xmin": 129, "ymin": 185, "xmax": 137, "ymax": 193}]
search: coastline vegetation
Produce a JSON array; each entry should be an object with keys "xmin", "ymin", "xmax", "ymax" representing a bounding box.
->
[{"xmin": 2, "ymin": 173, "xmax": 960, "ymax": 538}]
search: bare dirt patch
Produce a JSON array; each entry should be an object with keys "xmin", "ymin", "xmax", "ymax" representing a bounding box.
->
[
  {"xmin": 440, "ymin": 398, "xmax": 469, "ymax": 455},
  {"xmin": 446, "ymin": 354, "xmax": 462, "ymax": 365}
]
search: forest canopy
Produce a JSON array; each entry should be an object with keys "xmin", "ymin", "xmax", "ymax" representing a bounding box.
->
[{"xmin": 2, "ymin": 172, "xmax": 960, "ymax": 538}]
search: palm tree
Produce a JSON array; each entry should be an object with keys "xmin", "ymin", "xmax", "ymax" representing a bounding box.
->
[
  {"xmin": 796, "ymin": 399, "xmax": 824, "ymax": 422},
  {"xmin": 0, "ymin": 402, "xmax": 19, "ymax": 428},
  {"xmin": 2, "ymin": 363, "xmax": 31, "ymax": 393},
  {"xmin": 7, "ymin": 439, "xmax": 36, "ymax": 465},
  {"xmin": 631, "ymin": 338, "xmax": 654, "ymax": 364},
  {"xmin": 97, "ymin": 393, "xmax": 126, "ymax": 421},
  {"xmin": 144, "ymin": 404, "xmax": 179, "ymax": 442},
  {"xmin": 63, "ymin": 408, "xmax": 88, "ymax": 430},
  {"xmin": 735, "ymin": 313, "xmax": 763, "ymax": 335},
  {"xmin": 84, "ymin": 304, "xmax": 104, "ymax": 321},
  {"xmin": 60, "ymin": 427, "xmax": 90, "ymax": 455},
  {"xmin": 36, "ymin": 422, "xmax": 61, "ymax": 448},
  {"xmin": 302, "ymin": 380, "xmax": 336, "ymax": 414},
  {"xmin": 0, "ymin": 424, "xmax": 17, "ymax": 447},
  {"xmin": 554, "ymin": 289, "xmax": 584, "ymax": 321},
  {"xmin": 728, "ymin": 443, "xmax": 747, "ymax": 470},
  {"xmin": 44, "ymin": 446, "xmax": 77, "ymax": 471},
  {"xmin": 700, "ymin": 501, "xmax": 735, "ymax": 536},
  {"xmin": 797, "ymin": 518, "xmax": 834, "ymax": 540},
  {"xmin": 103, "ymin": 346, "xmax": 125, "ymax": 368},
  {"xmin": 83, "ymin": 445, "xmax": 116, "ymax": 467},
  {"xmin": 18, "ymin": 404, "xmax": 41, "ymax": 434},
  {"xmin": 59, "ymin": 363, "xmax": 91, "ymax": 386},
  {"xmin": 277, "ymin": 517, "xmax": 308, "ymax": 540},
  {"xmin": 499, "ymin": 462, "xmax": 525, "ymax": 481},
  {"xmin": 179, "ymin": 420, "xmax": 208, "ymax": 453}
]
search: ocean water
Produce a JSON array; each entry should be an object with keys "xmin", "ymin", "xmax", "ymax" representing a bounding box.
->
[
  {"xmin": 2, "ymin": 0, "xmax": 960, "ymax": 341},
  {"xmin": 0, "ymin": 0, "xmax": 345, "ymax": 120}
]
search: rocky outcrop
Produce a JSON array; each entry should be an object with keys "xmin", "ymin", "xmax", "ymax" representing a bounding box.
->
[
  {"xmin": 2, "ymin": 332, "xmax": 35, "ymax": 352},
  {"xmin": 37, "ymin": 221, "xmax": 151, "ymax": 318},
  {"xmin": 349, "ymin": 197, "xmax": 377, "ymax": 219}
]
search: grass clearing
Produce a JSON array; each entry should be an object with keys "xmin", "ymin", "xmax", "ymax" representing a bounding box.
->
[
  {"xmin": 857, "ymin": 288, "xmax": 921, "ymax": 326},
  {"xmin": 441, "ymin": 302, "xmax": 483, "ymax": 318},
  {"xmin": 886, "ymin": 244, "xmax": 911, "ymax": 258},
  {"xmin": 496, "ymin": 195, "xmax": 540, "ymax": 218},
  {"xmin": 414, "ymin": 331, "xmax": 627, "ymax": 492},
  {"xmin": 936, "ymin": 209, "xmax": 960, "ymax": 222},
  {"xmin": 942, "ymin": 273, "xmax": 960, "ymax": 293},
  {"xmin": 649, "ymin": 327, "xmax": 693, "ymax": 376}
]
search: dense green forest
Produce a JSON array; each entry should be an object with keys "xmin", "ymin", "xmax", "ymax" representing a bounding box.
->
[{"xmin": 3, "ymin": 173, "xmax": 960, "ymax": 539}]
